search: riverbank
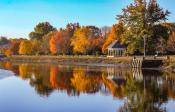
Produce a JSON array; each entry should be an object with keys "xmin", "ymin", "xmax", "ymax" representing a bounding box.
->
[
  {"xmin": 3, "ymin": 55, "xmax": 175, "ymax": 70},
  {"xmin": 6, "ymin": 55, "xmax": 132, "ymax": 67}
]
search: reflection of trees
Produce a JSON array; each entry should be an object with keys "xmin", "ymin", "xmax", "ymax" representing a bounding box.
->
[
  {"xmin": 102, "ymin": 67, "xmax": 132, "ymax": 98},
  {"xmin": 49, "ymin": 65, "xmax": 77, "ymax": 96},
  {"xmin": 19, "ymin": 64, "xmax": 53, "ymax": 96},
  {"xmin": 71, "ymin": 69, "xmax": 101, "ymax": 94},
  {"xmin": 120, "ymin": 70, "xmax": 169, "ymax": 112},
  {"xmin": 102, "ymin": 74, "xmax": 127, "ymax": 98},
  {"xmin": 0, "ymin": 62, "xmax": 19, "ymax": 75},
  {"xmin": 0, "ymin": 62, "xmax": 175, "ymax": 111},
  {"xmin": 162, "ymin": 72, "xmax": 175, "ymax": 99},
  {"xmin": 19, "ymin": 64, "xmax": 32, "ymax": 79}
]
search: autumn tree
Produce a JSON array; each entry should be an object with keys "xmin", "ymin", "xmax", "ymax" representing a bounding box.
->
[
  {"xmin": 4, "ymin": 49, "xmax": 13, "ymax": 57},
  {"xmin": 19, "ymin": 40, "xmax": 33, "ymax": 55},
  {"xmin": 71, "ymin": 26, "xmax": 102, "ymax": 54},
  {"xmin": 31, "ymin": 39, "xmax": 43, "ymax": 55},
  {"xmin": 117, "ymin": 0, "xmax": 170, "ymax": 54},
  {"xmin": 102, "ymin": 23, "xmax": 125, "ymax": 54},
  {"xmin": 9, "ymin": 38, "xmax": 25, "ymax": 55},
  {"xmin": 29, "ymin": 22, "xmax": 56, "ymax": 40},
  {"xmin": 71, "ymin": 27, "xmax": 88, "ymax": 54},
  {"xmin": 49, "ymin": 32, "xmax": 61, "ymax": 55},
  {"xmin": 42, "ymin": 31, "xmax": 56, "ymax": 54},
  {"xmin": 66, "ymin": 23, "xmax": 80, "ymax": 37},
  {"xmin": 89, "ymin": 36, "xmax": 104, "ymax": 55},
  {"xmin": 49, "ymin": 30, "xmax": 72, "ymax": 55},
  {"xmin": 167, "ymin": 31, "xmax": 175, "ymax": 54}
]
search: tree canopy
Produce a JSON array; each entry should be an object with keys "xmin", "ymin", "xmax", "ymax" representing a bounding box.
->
[
  {"xmin": 117, "ymin": 0, "xmax": 170, "ymax": 54},
  {"xmin": 71, "ymin": 26, "xmax": 103, "ymax": 54},
  {"xmin": 19, "ymin": 40, "xmax": 33, "ymax": 55},
  {"xmin": 29, "ymin": 22, "xmax": 56, "ymax": 40}
]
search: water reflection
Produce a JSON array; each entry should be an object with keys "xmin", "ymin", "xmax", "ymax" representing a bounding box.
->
[{"xmin": 0, "ymin": 62, "xmax": 175, "ymax": 112}]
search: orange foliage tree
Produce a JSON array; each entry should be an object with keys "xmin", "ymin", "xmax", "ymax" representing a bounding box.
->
[
  {"xmin": 88, "ymin": 36, "xmax": 104, "ymax": 55},
  {"xmin": 49, "ymin": 32, "xmax": 61, "ymax": 55},
  {"xmin": 50, "ymin": 30, "xmax": 72, "ymax": 55},
  {"xmin": 4, "ymin": 49, "xmax": 13, "ymax": 57},
  {"xmin": 50, "ymin": 65, "xmax": 58, "ymax": 88},
  {"xmin": 102, "ymin": 23, "xmax": 125, "ymax": 54}
]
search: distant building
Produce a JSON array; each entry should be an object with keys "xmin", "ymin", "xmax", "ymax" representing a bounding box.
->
[{"xmin": 107, "ymin": 40, "xmax": 126, "ymax": 57}]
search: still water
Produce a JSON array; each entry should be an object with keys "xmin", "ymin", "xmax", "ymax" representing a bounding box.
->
[{"xmin": 0, "ymin": 62, "xmax": 175, "ymax": 112}]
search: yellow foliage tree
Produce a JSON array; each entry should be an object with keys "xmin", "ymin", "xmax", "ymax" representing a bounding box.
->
[
  {"xmin": 71, "ymin": 27, "xmax": 89, "ymax": 54},
  {"xmin": 19, "ymin": 41, "xmax": 33, "ymax": 55}
]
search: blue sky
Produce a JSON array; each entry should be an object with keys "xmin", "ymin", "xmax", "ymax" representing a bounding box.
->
[{"xmin": 0, "ymin": 0, "xmax": 174, "ymax": 38}]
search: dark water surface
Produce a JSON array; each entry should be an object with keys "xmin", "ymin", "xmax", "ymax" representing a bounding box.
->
[{"xmin": 0, "ymin": 62, "xmax": 175, "ymax": 112}]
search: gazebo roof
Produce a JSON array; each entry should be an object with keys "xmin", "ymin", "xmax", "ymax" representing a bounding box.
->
[{"xmin": 107, "ymin": 40, "xmax": 126, "ymax": 49}]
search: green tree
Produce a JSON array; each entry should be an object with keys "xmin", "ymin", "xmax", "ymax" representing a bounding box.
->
[
  {"xmin": 117, "ymin": 0, "xmax": 170, "ymax": 54},
  {"xmin": 29, "ymin": 22, "xmax": 56, "ymax": 40}
]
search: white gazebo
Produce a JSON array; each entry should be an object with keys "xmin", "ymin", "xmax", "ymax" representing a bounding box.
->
[{"xmin": 107, "ymin": 40, "xmax": 126, "ymax": 57}]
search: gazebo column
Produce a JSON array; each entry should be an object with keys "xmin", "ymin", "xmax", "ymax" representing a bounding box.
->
[
  {"xmin": 115, "ymin": 50, "xmax": 117, "ymax": 56},
  {"xmin": 116, "ymin": 49, "xmax": 118, "ymax": 56},
  {"xmin": 112, "ymin": 50, "xmax": 113, "ymax": 56},
  {"xmin": 114, "ymin": 50, "xmax": 116, "ymax": 57},
  {"xmin": 117, "ymin": 50, "xmax": 119, "ymax": 56},
  {"xmin": 113, "ymin": 49, "xmax": 115, "ymax": 57}
]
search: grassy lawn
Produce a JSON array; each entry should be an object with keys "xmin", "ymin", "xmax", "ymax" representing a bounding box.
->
[
  {"xmin": 9, "ymin": 55, "xmax": 134, "ymax": 64},
  {"xmin": 9, "ymin": 55, "xmax": 175, "ymax": 64}
]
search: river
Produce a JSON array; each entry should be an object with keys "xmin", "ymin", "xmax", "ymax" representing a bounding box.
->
[{"xmin": 0, "ymin": 62, "xmax": 174, "ymax": 112}]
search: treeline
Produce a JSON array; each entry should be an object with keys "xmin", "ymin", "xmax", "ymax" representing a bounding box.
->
[
  {"xmin": 0, "ymin": 22, "xmax": 111, "ymax": 56},
  {"xmin": 1, "ymin": 0, "xmax": 175, "ymax": 56}
]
